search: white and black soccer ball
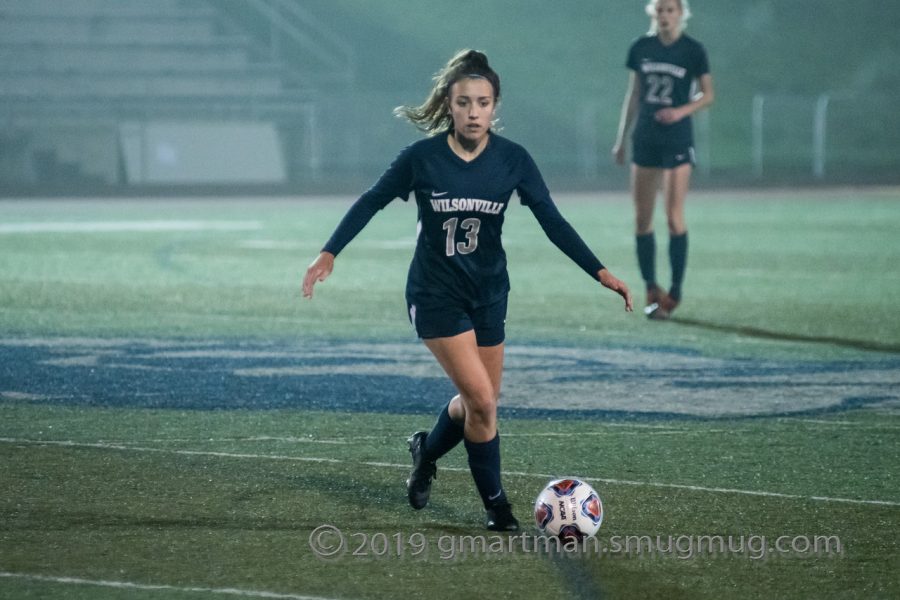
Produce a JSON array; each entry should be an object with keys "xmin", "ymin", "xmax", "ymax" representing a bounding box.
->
[{"xmin": 534, "ymin": 478, "xmax": 604, "ymax": 539}]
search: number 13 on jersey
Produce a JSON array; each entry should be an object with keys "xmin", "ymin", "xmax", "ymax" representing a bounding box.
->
[{"xmin": 442, "ymin": 217, "xmax": 481, "ymax": 256}]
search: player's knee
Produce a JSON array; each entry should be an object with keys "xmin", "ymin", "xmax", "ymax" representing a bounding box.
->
[
  {"xmin": 448, "ymin": 394, "xmax": 466, "ymax": 422},
  {"xmin": 462, "ymin": 387, "xmax": 497, "ymax": 421},
  {"xmin": 666, "ymin": 215, "xmax": 685, "ymax": 235}
]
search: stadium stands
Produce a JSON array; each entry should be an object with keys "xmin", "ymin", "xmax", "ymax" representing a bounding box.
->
[{"xmin": 0, "ymin": 0, "xmax": 352, "ymax": 189}]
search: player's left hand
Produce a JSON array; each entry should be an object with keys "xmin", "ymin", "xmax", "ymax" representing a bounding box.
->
[
  {"xmin": 597, "ymin": 269, "xmax": 633, "ymax": 312},
  {"xmin": 302, "ymin": 251, "xmax": 335, "ymax": 299},
  {"xmin": 654, "ymin": 107, "xmax": 685, "ymax": 125}
]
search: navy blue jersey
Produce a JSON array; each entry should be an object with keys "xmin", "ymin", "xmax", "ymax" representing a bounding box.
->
[
  {"xmin": 626, "ymin": 34, "xmax": 709, "ymax": 147},
  {"xmin": 323, "ymin": 132, "xmax": 604, "ymax": 309}
]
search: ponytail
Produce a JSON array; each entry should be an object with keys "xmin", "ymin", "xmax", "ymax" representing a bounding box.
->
[{"xmin": 394, "ymin": 49, "xmax": 501, "ymax": 135}]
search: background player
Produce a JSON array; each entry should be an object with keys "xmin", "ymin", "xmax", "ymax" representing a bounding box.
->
[
  {"xmin": 611, "ymin": 0, "xmax": 714, "ymax": 319},
  {"xmin": 303, "ymin": 49, "xmax": 632, "ymax": 531}
]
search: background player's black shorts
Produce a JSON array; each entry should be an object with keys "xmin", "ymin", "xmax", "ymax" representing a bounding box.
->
[
  {"xmin": 632, "ymin": 139, "xmax": 695, "ymax": 169},
  {"xmin": 407, "ymin": 295, "xmax": 507, "ymax": 347}
]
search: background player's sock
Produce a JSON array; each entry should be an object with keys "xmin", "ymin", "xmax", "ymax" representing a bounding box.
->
[
  {"xmin": 465, "ymin": 434, "xmax": 508, "ymax": 509},
  {"xmin": 669, "ymin": 232, "xmax": 688, "ymax": 301},
  {"xmin": 423, "ymin": 401, "xmax": 464, "ymax": 461},
  {"xmin": 636, "ymin": 232, "xmax": 657, "ymax": 289}
]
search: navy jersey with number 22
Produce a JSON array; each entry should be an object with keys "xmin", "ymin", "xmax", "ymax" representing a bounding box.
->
[
  {"xmin": 323, "ymin": 133, "xmax": 603, "ymax": 309},
  {"xmin": 627, "ymin": 34, "xmax": 709, "ymax": 148}
]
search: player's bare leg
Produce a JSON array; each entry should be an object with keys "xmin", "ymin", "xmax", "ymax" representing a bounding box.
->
[
  {"xmin": 663, "ymin": 163, "xmax": 691, "ymax": 236},
  {"xmin": 422, "ymin": 332, "xmax": 518, "ymax": 530},
  {"xmin": 446, "ymin": 340, "xmax": 504, "ymax": 426},
  {"xmin": 632, "ymin": 164, "xmax": 662, "ymax": 236},
  {"xmin": 406, "ymin": 332, "xmax": 502, "ymax": 512},
  {"xmin": 424, "ymin": 331, "xmax": 499, "ymax": 442}
]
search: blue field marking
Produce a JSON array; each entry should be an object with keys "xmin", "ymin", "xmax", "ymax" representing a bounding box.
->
[{"xmin": 1, "ymin": 338, "xmax": 898, "ymax": 420}]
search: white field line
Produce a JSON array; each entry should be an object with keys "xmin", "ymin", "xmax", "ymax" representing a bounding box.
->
[
  {"xmin": 0, "ymin": 571, "xmax": 348, "ymax": 600},
  {"xmin": 502, "ymin": 430, "xmax": 706, "ymax": 436},
  {"xmin": 92, "ymin": 422, "xmax": 882, "ymax": 447},
  {"xmin": 127, "ymin": 436, "xmax": 350, "ymax": 445},
  {"xmin": 0, "ymin": 221, "xmax": 262, "ymax": 234},
  {"xmin": 508, "ymin": 422, "xmax": 680, "ymax": 431},
  {"xmin": 3, "ymin": 437, "xmax": 899, "ymax": 508},
  {"xmin": 148, "ymin": 421, "xmax": 881, "ymax": 444},
  {"xmin": 792, "ymin": 418, "xmax": 900, "ymax": 429},
  {"xmin": 363, "ymin": 462, "xmax": 900, "ymax": 508},
  {"xmin": 76, "ymin": 431, "xmax": 703, "ymax": 448},
  {"xmin": 239, "ymin": 239, "xmax": 413, "ymax": 250},
  {"xmin": 0, "ymin": 438, "xmax": 341, "ymax": 464},
  {"xmin": 2, "ymin": 307, "xmax": 379, "ymax": 327},
  {"xmin": 137, "ymin": 432, "xmax": 693, "ymax": 444}
]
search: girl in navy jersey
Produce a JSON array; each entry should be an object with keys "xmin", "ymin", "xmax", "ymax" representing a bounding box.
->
[
  {"xmin": 612, "ymin": 0, "xmax": 714, "ymax": 319},
  {"xmin": 303, "ymin": 49, "xmax": 632, "ymax": 531}
]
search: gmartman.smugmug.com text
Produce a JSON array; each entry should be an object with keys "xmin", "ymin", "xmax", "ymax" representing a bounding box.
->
[{"xmin": 308, "ymin": 525, "xmax": 844, "ymax": 562}]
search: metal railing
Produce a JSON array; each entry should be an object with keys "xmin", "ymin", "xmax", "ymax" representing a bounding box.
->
[{"xmin": 242, "ymin": 0, "xmax": 355, "ymax": 86}]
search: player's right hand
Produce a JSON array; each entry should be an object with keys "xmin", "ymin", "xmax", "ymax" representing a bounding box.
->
[
  {"xmin": 302, "ymin": 251, "xmax": 335, "ymax": 299},
  {"xmin": 611, "ymin": 144, "xmax": 626, "ymax": 166},
  {"xmin": 598, "ymin": 268, "xmax": 633, "ymax": 312}
]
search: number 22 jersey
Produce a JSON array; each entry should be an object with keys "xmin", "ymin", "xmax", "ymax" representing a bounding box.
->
[{"xmin": 627, "ymin": 33, "xmax": 710, "ymax": 148}]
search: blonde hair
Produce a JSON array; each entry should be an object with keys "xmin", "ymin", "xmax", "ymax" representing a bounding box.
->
[
  {"xmin": 394, "ymin": 49, "xmax": 501, "ymax": 136},
  {"xmin": 645, "ymin": 0, "xmax": 692, "ymax": 34}
]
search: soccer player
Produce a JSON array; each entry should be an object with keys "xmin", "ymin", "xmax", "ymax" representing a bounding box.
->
[
  {"xmin": 303, "ymin": 49, "xmax": 632, "ymax": 531},
  {"xmin": 611, "ymin": 0, "xmax": 714, "ymax": 319}
]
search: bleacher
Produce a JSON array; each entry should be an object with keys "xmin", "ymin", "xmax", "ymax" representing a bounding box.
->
[{"xmin": 0, "ymin": 0, "xmax": 352, "ymax": 189}]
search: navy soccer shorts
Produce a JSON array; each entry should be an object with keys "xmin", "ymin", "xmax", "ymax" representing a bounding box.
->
[
  {"xmin": 407, "ymin": 295, "xmax": 508, "ymax": 347},
  {"xmin": 632, "ymin": 140, "xmax": 695, "ymax": 169}
]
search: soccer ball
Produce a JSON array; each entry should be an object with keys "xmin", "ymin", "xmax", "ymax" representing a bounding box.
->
[{"xmin": 533, "ymin": 478, "xmax": 604, "ymax": 539}]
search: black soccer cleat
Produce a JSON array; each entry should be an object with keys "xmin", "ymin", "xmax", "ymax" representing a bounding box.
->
[
  {"xmin": 485, "ymin": 502, "xmax": 519, "ymax": 532},
  {"xmin": 406, "ymin": 431, "xmax": 436, "ymax": 510}
]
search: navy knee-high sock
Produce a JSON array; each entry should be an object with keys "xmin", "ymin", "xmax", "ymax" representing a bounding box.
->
[
  {"xmin": 669, "ymin": 232, "xmax": 688, "ymax": 301},
  {"xmin": 636, "ymin": 232, "xmax": 657, "ymax": 289},
  {"xmin": 465, "ymin": 434, "xmax": 507, "ymax": 509},
  {"xmin": 423, "ymin": 402, "xmax": 464, "ymax": 462}
]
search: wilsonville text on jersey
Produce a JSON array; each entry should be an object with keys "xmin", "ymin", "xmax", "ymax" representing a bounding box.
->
[
  {"xmin": 429, "ymin": 197, "xmax": 505, "ymax": 215},
  {"xmin": 639, "ymin": 60, "xmax": 687, "ymax": 79}
]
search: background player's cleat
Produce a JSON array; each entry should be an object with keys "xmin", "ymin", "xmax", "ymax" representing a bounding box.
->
[
  {"xmin": 644, "ymin": 301, "xmax": 663, "ymax": 318},
  {"xmin": 406, "ymin": 431, "xmax": 436, "ymax": 510},
  {"xmin": 646, "ymin": 284, "xmax": 666, "ymax": 307},
  {"xmin": 644, "ymin": 285, "xmax": 677, "ymax": 320},
  {"xmin": 661, "ymin": 293, "xmax": 680, "ymax": 316},
  {"xmin": 645, "ymin": 301, "xmax": 672, "ymax": 320},
  {"xmin": 485, "ymin": 502, "xmax": 519, "ymax": 531},
  {"xmin": 644, "ymin": 284, "xmax": 668, "ymax": 318}
]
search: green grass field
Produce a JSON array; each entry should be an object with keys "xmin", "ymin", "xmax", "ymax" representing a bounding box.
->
[{"xmin": 1, "ymin": 189, "xmax": 899, "ymax": 599}]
